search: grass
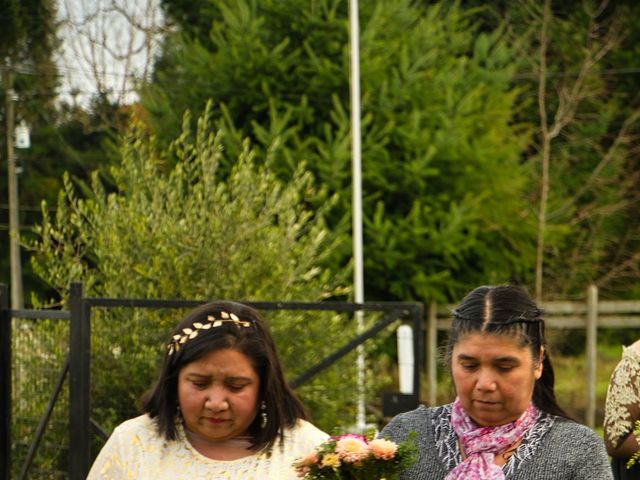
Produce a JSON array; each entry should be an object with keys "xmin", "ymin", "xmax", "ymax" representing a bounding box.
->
[{"xmin": 551, "ymin": 332, "xmax": 634, "ymax": 427}]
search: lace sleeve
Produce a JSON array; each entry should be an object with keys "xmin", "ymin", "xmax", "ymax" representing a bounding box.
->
[{"xmin": 604, "ymin": 346, "xmax": 640, "ymax": 449}]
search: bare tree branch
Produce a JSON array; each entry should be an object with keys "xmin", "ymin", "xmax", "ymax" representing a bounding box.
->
[
  {"xmin": 551, "ymin": 105, "xmax": 640, "ymax": 218},
  {"xmin": 57, "ymin": 0, "xmax": 167, "ymax": 107},
  {"xmin": 534, "ymin": 0, "xmax": 627, "ymax": 299},
  {"xmin": 597, "ymin": 250, "xmax": 640, "ymax": 287},
  {"xmin": 534, "ymin": 0, "xmax": 551, "ymax": 301}
]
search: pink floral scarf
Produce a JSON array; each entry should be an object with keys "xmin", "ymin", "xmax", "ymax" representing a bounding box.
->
[{"xmin": 445, "ymin": 397, "xmax": 539, "ymax": 480}]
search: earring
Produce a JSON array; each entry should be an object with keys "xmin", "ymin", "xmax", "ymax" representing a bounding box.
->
[{"xmin": 260, "ymin": 401, "xmax": 268, "ymax": 429}]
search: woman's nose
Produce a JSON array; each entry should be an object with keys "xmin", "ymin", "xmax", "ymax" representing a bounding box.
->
[
  {"xmin": 475, "ymin": 369, "xmax": 497, "ymax": 391},
  {"xmin": 204, "ymin": 387, "xmax": 229, "ymax": 411}
]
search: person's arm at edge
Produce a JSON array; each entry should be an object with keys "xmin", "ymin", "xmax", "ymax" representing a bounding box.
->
[
  {"xmin": 604, "ymin": 340, "xmax": 640, "ymax": 458},
  {"xmin": 606, "ymin": 430, "xmax": 640, "ymax": 458}
]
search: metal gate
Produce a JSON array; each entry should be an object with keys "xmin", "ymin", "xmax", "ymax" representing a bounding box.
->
[{"xmin": 1, "ymin": 282, "xmax": 423, "ymax": 479}]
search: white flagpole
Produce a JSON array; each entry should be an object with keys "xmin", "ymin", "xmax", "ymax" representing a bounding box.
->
[{"xmin": 348, "ymin": 0, "xmax": 366, "ymax": 431}]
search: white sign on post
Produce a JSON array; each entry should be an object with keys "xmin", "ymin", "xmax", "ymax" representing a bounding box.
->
[
  {"xmin": 15, "ymin": 120, "xmax": 31, "ymax": 149},
  {"xmin": 397, "ymin": 324, "xmax": 414, "ymax": 394}
]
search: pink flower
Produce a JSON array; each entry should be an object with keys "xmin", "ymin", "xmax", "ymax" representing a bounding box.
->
[
  {"xmin": 368, "ymin": 438, "xmax": 397, "ymax": 460},
  {"xmin": 334, "ymin": 436, "xmax": 370, "ymax": 463},
  {"xmin": 295, "ymin": 452, "xmax": 319, "ymax": 467},
  {"xmin": 333, "ymin": 433, "xmax": 368, "ymax": 442}
]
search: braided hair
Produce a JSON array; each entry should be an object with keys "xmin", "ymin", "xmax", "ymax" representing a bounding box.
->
[{"xmin": 446, "ymin": 285, "xmax": 570, "ymax": 419}]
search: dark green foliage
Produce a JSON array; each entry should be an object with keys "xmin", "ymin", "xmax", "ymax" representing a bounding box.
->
[
  {"xmin": 143, "ymin": 0, "xmax": 536, "ymax": 303},
  {"xmin": 0, "ymin": 0, "xmax": 60, "ymax": 300},
  {"xmin": 0, "ymin": 0, "xmax": 58, "ymax": 61}
]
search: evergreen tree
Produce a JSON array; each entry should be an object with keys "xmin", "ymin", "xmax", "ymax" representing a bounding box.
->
[{"xmin": 142, "ymin": 0, "xmax": 535, "ymax": 302}]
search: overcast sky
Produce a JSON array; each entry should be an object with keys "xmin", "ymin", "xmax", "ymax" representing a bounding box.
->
[{"xmin": 55, "ymin": 0, "xmax": 166, "ymax": 107}]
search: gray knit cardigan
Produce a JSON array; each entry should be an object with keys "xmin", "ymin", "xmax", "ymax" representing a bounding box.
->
[{"xmin": 380, "ymin": 404, "xmax": 613, "ymax": 480}]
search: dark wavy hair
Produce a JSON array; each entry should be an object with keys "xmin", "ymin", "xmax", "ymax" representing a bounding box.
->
[
  {"xmin": 445, "ymin": 285, "xmax": 570, "ymax": 419},
  {"xmin": 141, "ymin": 301, "xmax": 309, "ymax": 452}
]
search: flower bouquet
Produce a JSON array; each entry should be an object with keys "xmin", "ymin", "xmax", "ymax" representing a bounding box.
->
[{"xmin": 294, "ymin": 431, "xmax": 417, "ymax": 480}]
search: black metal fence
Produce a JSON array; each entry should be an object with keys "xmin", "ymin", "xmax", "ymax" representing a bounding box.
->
[{"xmin": 1, "ymin": 282, "xmax": 423, "ymax": 479}]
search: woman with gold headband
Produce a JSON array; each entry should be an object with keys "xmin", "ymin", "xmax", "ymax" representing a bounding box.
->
[
  {"xmin": 88, "ymin": 301, "xmax": 327, "ymax": 479},
  {"xmin": 380, "ymin": 285, "xmax": 612, "ymax": 479}
]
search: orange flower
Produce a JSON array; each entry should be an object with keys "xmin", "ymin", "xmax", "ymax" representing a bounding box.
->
[
  {"xmin": 335, "ymin": 436, "xmax": 369, "ymax": 463},
  {"xmin": 369, "ymin": 438, "xmax": 397, "ymax": 460}
]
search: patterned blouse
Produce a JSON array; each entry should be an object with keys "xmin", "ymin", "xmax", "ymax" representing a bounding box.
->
[
  {"xmin": 604, "ymin": 345, "xmax": 640, "ymax": 450},
  {"xmin": 87, "ymin": 414, "xmax": 328, "ymax": 479}
]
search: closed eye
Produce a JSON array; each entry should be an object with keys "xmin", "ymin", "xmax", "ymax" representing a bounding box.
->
[
  {"xmin": 227, "ymin": 383, "xmax": 249, "ymax": 392},
  {"xmin": 497, "ymin": 365, "xmax": 514, "ymax": 372},
  {"xmin": 494, "ymin": 361, "xmax": 519, "ymax": 372}
]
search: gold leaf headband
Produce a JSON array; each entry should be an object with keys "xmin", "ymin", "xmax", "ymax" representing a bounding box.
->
[{"xmin": 167, "ymin": 311, "xmax": 252, "ymax": 356}]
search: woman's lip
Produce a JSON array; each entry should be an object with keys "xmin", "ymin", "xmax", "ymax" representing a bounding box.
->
[{"xmin": 205, "ymin": 417, "xmax": 229, "ymax": 424}]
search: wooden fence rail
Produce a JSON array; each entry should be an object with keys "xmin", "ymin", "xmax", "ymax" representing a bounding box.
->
[{"xmin": 425, "ymin": 284, "xmax": 640, "ymax": 428}]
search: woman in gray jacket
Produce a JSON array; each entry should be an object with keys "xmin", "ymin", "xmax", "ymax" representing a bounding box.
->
[{"xmin": 381, "ymin": 285, "xmax": 612, "ymax": 479}]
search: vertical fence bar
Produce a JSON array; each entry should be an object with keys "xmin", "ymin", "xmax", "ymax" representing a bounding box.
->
[
  {"xmin": 69, "ymin": 282, "xmax": 91, "ymax": 479},
  {"xmin": 411, "ymin": 304, "xmax": 424, "ymax": 403},
  {"xmin": 427, "ymin": 302, "xmax": 438, "ymax": 406},
  {"xmin": 586, "ymin": 283, "xmax": 598, "ymax": 428},
  {"xmin": 0, "ymin": 284, "xmax": 11, "ymax": 479}
]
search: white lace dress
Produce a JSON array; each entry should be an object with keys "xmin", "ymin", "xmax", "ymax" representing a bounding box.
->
[
  {"xmin": 604, "ymin": 345, "xmax": 640, "ymax": 479},
  {"xmin": 87, "ymin": 415, "xmax": 328, "ymax": 479}
]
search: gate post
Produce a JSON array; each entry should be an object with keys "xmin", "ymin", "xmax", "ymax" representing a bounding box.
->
[
  {"xmin": 586, "ymin": 284, "xmax": 598, "ymax": 428},
  {"xmin": 412, "ymin": 303, "xmax": 424, "ymax": 403},
  {"xmin": 69, "ymin": 282, "xmax": 91, "ymax": 479},
  {"xmin": 1, "ymin": 284, "xmax": 11, "ymax": 479},
  {"xmin": 427, "ymin": 302, "xmax": 437, "ymax": 406}
]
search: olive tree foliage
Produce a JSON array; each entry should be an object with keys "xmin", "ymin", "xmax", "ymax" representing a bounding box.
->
[
  {"xmin": 25, "ymin": 103, "xmax": 363, "ymax": 433},
  {"xmin": 29, "ymin": 102, "xmax": 346, "ymax": 302}
]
